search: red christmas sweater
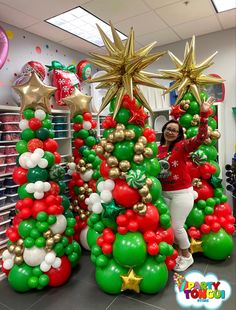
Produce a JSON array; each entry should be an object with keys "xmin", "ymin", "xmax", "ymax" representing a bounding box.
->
[{"xmin": 157, "ymin": 112, "xmax": 208, "ymax": 191}]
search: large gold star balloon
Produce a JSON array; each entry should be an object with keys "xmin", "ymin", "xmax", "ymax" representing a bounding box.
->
[
  {"xmin": 159, "ymin": 36, "xmax": 224, "ymax": 105},
  {"xmin": 13, "ymin": 72, "xmax": 57, "ymax": 113},
  {"xmin": 63, "ymin": 87, "xmax": 92, "ymax": 118},
  {"xmin": 121, "ymin": 269, "xmax": 142, "ymax": 293},
  {"xmin": 89, "ymin": 21, "xmax": 166, "ymax": 118}
]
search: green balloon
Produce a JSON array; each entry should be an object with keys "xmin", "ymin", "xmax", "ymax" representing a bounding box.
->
[
  {"xmin": 147, "ymin": 142, "xmax": 158, "ymax": 157},
  {"xmin": 208, "ymin": 117, "xmax": 217, "ymax": 130},
  {"xmin": 86, "ymin": 136, "xmax": 96, "ymax": 147},
  {"xmin": 8, "ymin": 263, "xmax": 33, "ymax": 292},
  {"xmin": 199, "ymin": 145, "xmax": 218, "ymax": 161},
  {"xmin": 24, "ymin": 237, "xmax": 35, "ymax": 248},
  {"xmin": 201, "ymin": 229, "xmax": 234, "ymax": 260},
  {"xmin": 186, "ymin": 126, "xmax": 198, "ymax": 138},
  {"xmin": 77, "ymin": 129, "xmax": 89, "ymax": 139},
  {"xmin": 16, "ymin": 140, "xmax": 28, "ymax": 154},
  {"xmin": 115, "ymin": 108, "xmax": 131, "ymax": 124},
  {"xmin": 109, "ymin": 98, "xmax": 116, "ymax": 112},
  {"xmin": 73, "ymin": 114, "xmax": 83, "ymax": 123},
  {"xmin": 47, "ymin": 215, "xmax": 57, "ymax": 225},
  {"xmin": 35, "ymin": 237, "xmax": 46, "ymax": 247},
  {"xmin": 210, "ymin": 160, "xmax": 220, "ymax": 177},
  {"xmin": 30, "ymin": 228, "xmax": 40, "ymax": 239},
  {"xmin": 210, "ymin": 105, "xmax": 216, "ymax": 116},
  {"xmin": 113, "ymin": 141, "xmax": 134, "ymax": 161},
  {"xmin": 48, "ymin": 129, "xmax": 55, "ymax": 138},
  {"xmin": 103, "ymin": 128, "xmax": 114, "ymax": 139},
  {"xmin": 23, "ymin": 109, "xmax": 35, "ymax": 120},
  {"xmin": 59, "ymin": 181, "xmax": 66, "ymax": 194},
  {"xmin": 179, "ymin": 113, "xmax": 193, "ymax": 129},
  {"xmin": 126, "ymin": 124, "xmax": 142, "ymax": 140},
  {"xmin": 183, "ymin": 92, "xmax": 195, "ymax": 101},
  {"xmin": 18, "ymin": 184, "xmax": 34, "ymax": 199},
  {"xmin": 38, "ymin": 274, "xmax": 49, "ymax": 287},
  {"xmin": 42, "ymin": 118, "xmax": 52, "ymax": 129},
  {"xmin": 53, "ymin": 242, "xmax": 65, "ymax": 256},
  {"xmin": 149, "ymin": 176, "xmax": 162, "ymax": 202},
  {"xmin": 145, "ymin": 158, "xmax": 161, "ymax": 176},
  {"xmin": 61, "ymin": 195, "xmax": 70, "ymax": 209},
  {"xmin": 113, "ymin": 232, "xmax": 147, "ymax": 267},
  {"xmin": 186, "ymin": 207, "xmax": 204, "ymax": 228},
  {"xmin": 95, "ymin": 259, "xmax": 128, "ymax": 294},
  {"xmin": 135, "ymin": 258, "xmax": 168, "ymax": 294},
  {"xmin": 36, "ymin": 128, "xmax": 50, "ymax": 140},
  {"xmin": 186, "ymin": 101, "xmax": 200, "ymax": 115},
  {"xmin": 21, "ymin": 128, "xmax": 35, "ymax": 141},
  {"xmin": 28, "ymin": 276, "xmax": 39, "ymax": 288},
  {"xmin": 96, "ymin": 254, "xmax": 108, "ymax": 268},
  {"xmin": 159, "ymin": 214, "xmax": 171, "ymax": 228},
  {"xmin": 87, "ymin": 228, "xmax": 100, "ymax": 248},
  {"xmin": 27, "ymin": 167, "xmax": 49, "ymax": 182}
]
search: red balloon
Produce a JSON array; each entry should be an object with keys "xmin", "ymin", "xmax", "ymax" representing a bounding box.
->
[
  {"xmin": 147, "ymin": 242, "xmax": 159, "ymax": 255},
  {"xmin": 127, "ymin": 220, "xmax": 139, "ymax": 232},
  {"xmin": 44, "ymin": 181, "xmax": 60, "ymax": 196},
  {"xmin": 224, "ymin": 224, "xmax": 235, "ymax": 234},
  {"xmin": 32, "ymin": 200, "xmax": 47, "ymax": 218},
  {"xmin": 73, "ymin": 123, "xmax": 83, "ymax": 131},
  {"xmin": 193, "ymin": 180, "xmax": 214, "ymax": 201},
  {"xmin": 29, "ymin": 118, "xmax": 42, "ymax": 130},
  {"xmin": 27, "ymin": 138, "xmax": 44, "ymax": 152},
  {"xmin": 160, "ymin": 227, "xmax": 174, "ymax": 245},
  {"xmin": 211, "ymin": 222, "xmax": 221, "ymax": 232},
  {"xmin": 214, "ymin": 203, "xmax": 231, "ymax": 217},
  {"xmin": 88, "ymin": 179, "xmax": 97, "ymax": 192},
  {"xmin": 91, "ymin": 120, "xmax": 97, "ymax": 129},
  {"xmin": 165, "ymin": 257, "xmax": 176, "ymax": 270},
  {"xmin": 19, "ymin": 207, "xmax": 32, "ymax": 219},
  {"xmin": 200, "ymin": 224, "xmax": 211, "ymax": 234},
  {"xmin": 43, "ymin": 139, "xmax": 58, "ymax": 152},
  {"xmin": 22, "ymin": 198, "xmax": 34, "ymax": 208},
  {"xmin": 144, "ymin": 230, "xmax": 156, "ymax": 243},
  {"xmin": 113, "ymin": 179, "xmax": 140, "ymax": 208},
  {"xmin": 83, "ymin": 112, "xmax": 92, "ymax": 121},
  {"xmin": 102, "ymin": 243, "xmax": 113, "ymax": 254},
  {"xmin": 53, "ymin": 152, "xmax": 61, "ymax": 164},
  {"xmin": 100, "ymin": 160, "xmax": 111, "ymax": 179},
  {"xmin": 136, "ymin": 203, "xmax": 159, "ymax": 233},
  {"xmin": 186, "ymin": 160, "xmax": 201, "ymax": 179},
  {"xmin": 46, "ymin": 256, "xmax": 72, "ymax": 287},
  {"xmin": 12, "ymin": 167, "xmax": 28, "ymax": 185},
  {"xmin": 6, "ymin": 227, "xmax": 19, "ymax": 242},
  {"xmin": 74, "ymin": 138, "xmax": 84, "ymax": 148}
]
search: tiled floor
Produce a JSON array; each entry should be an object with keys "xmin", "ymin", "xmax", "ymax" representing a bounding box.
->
[{"xmin": 0, "ymin": 236, "xmax": 235, "ymax": 310}]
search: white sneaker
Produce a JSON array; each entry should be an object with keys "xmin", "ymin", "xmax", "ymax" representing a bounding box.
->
[
  {"xmin": 173, "ymin": 255, "xmax": 194, "ymax": 272},
  {"xmin": 175, "ymin": 256, "xmax": 182, "ymax": 264}
]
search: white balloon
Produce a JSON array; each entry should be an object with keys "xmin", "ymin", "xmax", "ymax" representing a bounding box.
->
[
  {"xmin": 19, "ymin": 152, "xmax": 32, "ymax": 169},
  {"xmin": 50, "ymin": 215, "xmax": 67, "ymax": 234},
  {"xmin": 43, "ymin": 182, "xmax": 51, "ymax": 192},
  {"xmin": 52, "ymin": 257, "xmax": 61, "ymax": 269},
  {"xmin": 89, "ymin": 193, "xmax": 100, "ymax": 204},
  {"xmin": 85, "ymin": 198, "xmax": 90, "ymax": 205},
  {"xmin": 19, "ymin": 119, "xmax": 29, "ymax": 130},
  {"xmin": 100, "ymin": 190, "xmax": 112, "ymax": 203},
  {"xmin": 38, "ymin": 158, "xmax": 48, "ymax": 168},
  {"xmin": 2, "ymin": 250, "xmax": 12, "ymax": 260},
  {"xmin": 35, "ymin": 181, "xmax": 44, "ymax": 192},
  {"xmin": 68, "ymin": 162, "xmax": 76, "ymax": 170},
  {"xmin": 3, "ymin": 259, "xmax": 14, "ymax": 270},
  {"xmin": 31, "ymin": 153, "xmax": 41, "ymax": 164},
  {"xmin": 83, "ymin": 121, "xmax": 92, "ymax": 130},
  {"xmin": 80, "ymin": 226, "xmax": 90, "ymax": 250},
  {"xmin": 104, "ymin": 179, "xmax": 115, "ymax": 191},
  {"xmin": 80, "ymin": 169, "xmax": 93, "ymax": 182},
  {"xmin": 92, "ymin": 202, "xmax": 103, "ymax": 214},
  {"xmin": 97, "ymin": 181, "xmax": 105, "ymax": 192},
  {"xmin": 26, "ymin": 183, "xmax": 35, "ymax": 193},
  {"xmin": 40, "ymin": 261, "xmax": 51, "ymax": 272},
  {"xmin": 27, "ymin": 159, "xmax": 37, "ymax": 169},
  {"xmin": 34, "ymin": 191, "xmax": 44, "ymax": 199},
  {"xmin": 35, "ymin": 109, "xmax": 46, "ymax": 120},
  {"xmin": 87, "ymin": 204, "xmax": 93, "ymax": 211},
  {"xmin": 67, "ymin": 169, "xmax": 73, "ymax": 176},
  {"xmin": 45, "ymin": 251, "xmax": 56, "ymax": 265},
  {"xmin": 23, "ymin": 247, "xmax": 46, "ymax": 266},
  {"xmin": 34, "ymin": 148, "xmax": 44, "ymax": 157}
]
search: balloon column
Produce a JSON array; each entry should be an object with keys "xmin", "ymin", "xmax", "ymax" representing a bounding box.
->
[
  {"xmin": 63, "ymin": 88, "xmax": 101, "ymax": 248},
  {"xmin": 1, "ymin": 72, "xmax": 81, "ymax": 292},
  {"xmin": 161, "ymin": 36, "xmax": 235, "ymax": 260},
  {"xmin": 85, "ymin": 22, "xmax": 177, "ymax": 294},
  {"xmin": 46, "ymin": 60, "xmax": 80, "ymax": 106}
]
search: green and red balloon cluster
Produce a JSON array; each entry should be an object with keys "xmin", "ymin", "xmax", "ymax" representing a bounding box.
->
[{"xmin": 2, "ymin": 108, "xmax": 81, "ymax": 292}]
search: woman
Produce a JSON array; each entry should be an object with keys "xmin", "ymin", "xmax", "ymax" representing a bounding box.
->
[{"xmin": 158, "ymin": 97, "xmax": 214, "ymax": 272}]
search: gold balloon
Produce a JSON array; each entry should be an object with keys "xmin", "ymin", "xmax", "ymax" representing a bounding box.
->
[
  {"xmin": 84, "ymin": 183, "xmax": 89, "ymax": 189},
  {"xmin": 79, "ymin": 194, "xmax": 85, "ymax": 201},
  {"xmin": 138, "ymin": 136, "xmax": 147, "ymax": 145},
  {"xmin": 79, "ymin": 159, "xmax": 86, "ymax": 166},
  {"xmin": 80, "ymin": 214, "xmax": 86, "ymax": 220},
  {"xmin": 96, "ymin": 145, "xmax": 104, "ymax": 155},
  {"xmin": 144, "ymin": 147, "xmax": 153, "ymax": 158},
  {"xmin": 133, "ymin": 154, "xmax": 144, "ymax": 163},
  {"xmin": 114, "ymin": 130, "xmax": 125, "ymax": 142},
  {"xmin": 80, "ymin": 167, "xmax": 86, "ymax": 173},
  {"xmin": 63, "ymin": 87, "xmax": 92, "ymax": 118},
  {"xmin": 105, "ymin": 142, "xmax": 114, "ymax": 152},
  {"xmin": 121, "ymin": 269, "xmax": 142, "ymax": 293},
  {"xmin": 14, "ymin": 246, "xmax": 23, "ymax": 256},
  {"xmin": 204, "ymin": 137, "xmax": 212, "ymax": 145},
  {"xmin": 8, "ymin": 244, "xmax": 15, "ymax": 253},
  {"xmin": 16, "ymin": 239, "xmax": 24, "ymax": 246},
  {"xmin": 116, "ymin": 124, "xmax": 125, "ymax": 131},
  {"xmin": 78, "ymin": 187, "xmax": 85, "ymax": 194},
  {"xmin": 107, "ymin": 156, "xmax": 119, "ymax": 167},
  {"xmin": 103, "ymin": 152, "xmax": 111, "ymax": 159},
  {"xmin": 134, "ymin": 143, "xmax": 144, "ymax": 154},
  {"xmin": 125, "ymin": 129, "xmax": 135, "ymax": 140},
  {"xmin": 86, "ymin": 163, "xmax": 93, "ymax": 169},
  {"xmin": 44, "ymin": 230, "xmax": 53, "ymax": 238},
  {"xmin": 54, "ymin": 234, "xmax": 62, "ymax": 243},
  {"xmin": 109, "ymin": 167, "xmax": 120, "ymax": 179},
  {"xmin": 13, "ymin": 72, "xmax": 56, "ymax": 113},
  {"xmin": 87, "ymin": 188, "xmax": 93, "ymax": 195},
  {"xmin": 211, "ymin": 130, "xmax": 221, "ymax": 139},
  {"xmin": 14, "ymin": 256, "xmax": 24, "ymax": 265},
  {"xmin": 100, "ymin": 138, "xmax": 107, "ymax": 147},
  {"xmin": 119, "ymin": 160, "xmax": 130, "ymax": 172},
  {"xmin": 120, "ymin": 172, "xmax": 127, "ymax": 178},
  {"xmin": 146, "ymin": 178, "xmax": 153, "ymax": 188},
  {"xmin": 46, "ymin": 238, "xmax": 54, "ymax": 246},
  {"xmin": 107, "ymin": 133, "xmax": 114, "ymax": 142},
  {"xmin": 190, "ymin": 238, "xmax": 203, "ymax": 254},
  {"xmin": 142, "ymin": 195, "xmax": 152, "ymax": 203},
  {"xmin": 139, "ymin": 186, "xmax": 149, "ymax": 197}
]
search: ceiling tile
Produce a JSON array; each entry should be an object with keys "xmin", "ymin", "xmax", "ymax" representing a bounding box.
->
[
  {"xmin": 136, "ymin": 27, "xmax": 180, "ymax": 46},
  {"xmin": 218, "ymin": 9, "xmax": 236, "ymax": 29},
  {"xmin": 116, "ymin": 11, "xmax": 168, "ymax": 36},
  {"xmin": 59, "ymin": 36, "xmax": 95, "ymax": 54},
  {"xmin": 144, "ymin": 0, "xmax": 182, "ymax": 9},
  {"xmin": 83, "ymin": 0, "xmax": 150, "ymax": 23},
  {"xmin": 0, "ymin": 3, "xmax": 39, "ymax": 28},
  {"xmin": 25, "ymin": 22, "xmax": 73, "ymax": 42},
  {"xmin": 155, "ymin": 0, "xmax": 215, "ymax": 26},
  {"xmin": 174, "ymin": 15, "xmax": 222, "ymax": 39}
]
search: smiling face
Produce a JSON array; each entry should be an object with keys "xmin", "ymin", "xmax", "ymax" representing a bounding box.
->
[{"xmin": 164, "ymin": 122, "xmax": 180, "ymax": 144}]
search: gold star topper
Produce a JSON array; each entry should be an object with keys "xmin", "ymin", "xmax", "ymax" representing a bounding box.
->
[
  {"xmin": 13, "ymin": 72, "xmax": 57, "ymax": 113},
  {"xmin": 63, "ymin": 87, "xmax": 92, "ymax": 118},
  {"xmin": 190, "ymin": 237, "xmax": 203, "ymax": 254},
  {"xmin": 89, "ymin": 21, "xmax": 166, "ymax": 118},
  {"xmin": 159, "ymin": 36, "xmax": 224, "ymax": 105},
  {"xmin": 120, "ymin": 268, "xmax": 142, "ymax": 293}
]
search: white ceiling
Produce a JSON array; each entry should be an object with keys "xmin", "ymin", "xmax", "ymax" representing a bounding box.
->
[{"xmin": 0, "ymin": 0, "xmax": 235, "ymax": 54}]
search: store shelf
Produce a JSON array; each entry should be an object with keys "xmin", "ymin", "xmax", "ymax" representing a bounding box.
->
[{"xmin": 0, "ymin": 203, "xmax": 16, "ymax": 212}]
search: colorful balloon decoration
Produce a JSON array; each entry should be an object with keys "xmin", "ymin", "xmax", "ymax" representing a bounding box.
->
[
  {"xmin": 2, "ymin": 73, "xmax": 81, "ymax": 292},
  {"xmin": 84, "ymin": 22, "xmax": 177, "ymax": 295},
  {"xmin": 161, "ymin": 36, "xmax": 235, "ymax": 260},
  {"xmin": 0, "ymin": 26, "xmax": 9, "ymax": 69},
  {"xmin": 76, "ymin": 60, "xmax": 92, "ymax": 82},
  {"xmin": 63, "ymin": 89, "xmax": 101, "ymax": 248},
  {"xmin": 46, "ymin": 60, "xmax": 80, "ymax": 106}
]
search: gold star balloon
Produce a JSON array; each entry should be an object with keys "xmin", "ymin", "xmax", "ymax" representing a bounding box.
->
[
  {"xmin": 190, "ymin": 238, "xmax": 203, "ymax": 254},
  {"xmin": 159, "ymin": 36, "xmax": 224, "ymax": 105},
  {"xmin": 63, "ymin": 87, "xmax": 92, "ymax": 118},
  {"xmin": 13, "ymin": 72, "xmax": 57, "ymax": 113},
  {"xmin": 89, "ymin": 21, "xmax": 166, "ymax": 118},
  {"xmin": 120, "ymin": 268, "xmax": 142, "ymax": 293}
]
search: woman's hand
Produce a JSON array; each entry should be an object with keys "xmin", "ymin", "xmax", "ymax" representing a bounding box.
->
[{"xmin": 200, "ymin": 96, "xmax": 215, "ymax": 113}]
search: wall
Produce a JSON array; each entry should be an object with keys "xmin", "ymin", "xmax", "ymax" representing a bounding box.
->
[{"xmin": 0, "ymin": 21, "xmax": 90, "ymax": 107}]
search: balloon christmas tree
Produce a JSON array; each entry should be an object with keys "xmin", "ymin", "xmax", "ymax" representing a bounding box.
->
[
  {"xmin": 63, "ymin": 88, "xmax": 102, "ymax": 247},
  {"xmin": 161, "ymin": 36, "xmax": 235, "ymax": 260},
  {"xmin": 1, "ymin": 72, "xmax": 81, "ymax": 292},
  {"xmin": 85, "ymin": 22, "xmax": 178, "ymax": 294}
]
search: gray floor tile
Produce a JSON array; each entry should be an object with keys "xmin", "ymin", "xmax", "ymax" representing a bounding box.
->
[
  {"xmin": 0, "ymin": 303, "xmax": 13, "ymax": 310},
  {"xmin": 107, "ymin": 295, "xmax": 164, "ymax": 310}
]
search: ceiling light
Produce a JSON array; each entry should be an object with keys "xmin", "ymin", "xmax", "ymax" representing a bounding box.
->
[
  {"xmin": 46, "ymin": 6, "xmax": 127, "ymax": 47},
  {"xmin": 211, "ymin": 0, "xmax": 236, "ymax": 13}
]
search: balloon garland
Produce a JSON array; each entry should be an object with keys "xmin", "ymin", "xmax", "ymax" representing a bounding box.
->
[{"xmin": 2, "ymin": 72, "xmax": 81, "ymax": 292}]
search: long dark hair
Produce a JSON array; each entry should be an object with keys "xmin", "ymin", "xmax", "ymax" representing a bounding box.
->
[{"xmin": 160, "ymin": 119, "xmax": 184, "ymax": 152}]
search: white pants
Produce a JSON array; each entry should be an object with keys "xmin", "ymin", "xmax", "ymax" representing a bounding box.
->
[{"xmin": 162, "ymin": 187, "xmax": 195, "ymax": 250}]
